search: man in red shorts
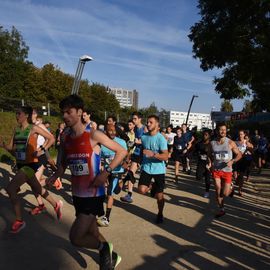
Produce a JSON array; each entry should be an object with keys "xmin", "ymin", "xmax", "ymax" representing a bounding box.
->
[{"xmin": 208, "ymin": 123, "xmax": 242, "ymax": 218}]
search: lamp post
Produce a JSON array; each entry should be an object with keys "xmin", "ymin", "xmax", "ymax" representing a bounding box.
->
[
  {"xmin": 211, "ymin": 106, "xmax": 216, "ymax": 130},
  {"xmin": 71, "ymin": 55, "xmax": 93, "ymax": 95},
  {"xmin": 185, "ymin": 95, "xmax": 198, "ymax": 125}
]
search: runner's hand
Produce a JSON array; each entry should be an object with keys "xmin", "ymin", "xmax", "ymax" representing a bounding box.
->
[{"xmin": 91, "ymin": 170, "xmax": 109, "ymax": 187}]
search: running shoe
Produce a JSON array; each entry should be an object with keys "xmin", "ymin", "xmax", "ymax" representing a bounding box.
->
[
  {"xmin": 112, "ymin": 251, "xmax": 121, "ymax": 269},
  {"xmin": 10, "ymin": 220, "xmax": 26, "ymax": 234},
  {"xmin": 156, "ymin": 214, "xmax": 164, "ymax": 224},
  {"xmin": 97, "ymin": 216, "xmax": 110, "ymax": 227},
  {"xmin": 99, "ymin": 242, "xmax": 113, "ymax": 270},
  {"xmin": 54, "ymin": 200, "xmax": 63, "ymax": 220},
  {"xmin": 203, "ymin": 192, "xmax": 210, "ymax": 198},
  {"xmin": 30, "ymin": 204, "xmax": 46, "ymax": 215},
  {"xmin": 120, "ymin": 194, "xmax": 133, "ymax": 203},
  {"xmin": 215, "ymin": 209, "xmax": 225, "ymax": 218}
]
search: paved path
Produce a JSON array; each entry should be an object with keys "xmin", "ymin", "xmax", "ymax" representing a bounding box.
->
[{"xmin": 0, "ymin": 162, "xmax": 270, "ymax": 270}]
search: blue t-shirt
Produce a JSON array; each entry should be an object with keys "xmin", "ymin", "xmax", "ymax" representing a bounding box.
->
[
  {"xmin": 141, "ymin": 132, "xmax": 168, "ymax": 175},
  {"xmin": 101, "ymin": 137, "xmax": 127, "ymax": 173},
  {"xmin": 133, "ymin": 125, "xmax": 145, "ymax": 156}
]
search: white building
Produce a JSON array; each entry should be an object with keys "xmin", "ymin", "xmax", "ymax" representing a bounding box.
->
[
  {"xmin": 108, "ymin": 88, "xmax": 138, "ymax": 109},
  {"xmin": 170, "ymin": 111, "xmax": 212, "ymax": 130}
]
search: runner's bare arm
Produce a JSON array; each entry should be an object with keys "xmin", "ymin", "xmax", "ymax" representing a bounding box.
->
[
  {"xmin": 46, "ymin": 143, "xmax": 67, "ymax": 186},
  {"xmin": 153, "ymin": 149, "xmax": 169, "ymax": 161},
  {"xmin": 32, "ymin": 125, "xmax": 55, "ymax": 150},
  {"xmin": 90, "ymin": 130, "xmax": 127, "ymax": 187},
  {"xmin": 228, "ymin": 140, "xmax": 242, "ymax": 167}
]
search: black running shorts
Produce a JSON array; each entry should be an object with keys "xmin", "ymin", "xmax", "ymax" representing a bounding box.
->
[
  {"xmin": 139, "ymin": 170, "xmax": 165, "ymax": 193},
  {"xmin": 72, "ymin": 196, "xmax": 105, "ymax": 217}
]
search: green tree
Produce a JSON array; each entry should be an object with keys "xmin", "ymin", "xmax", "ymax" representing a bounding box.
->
[
  {"xmin": 221, "ymin": 99, "xmax": 233, "ymax": 112},
  {"xmin": 88, "ymin": 83, "xmax": 121, "ymax": 123},
  {"xmin": 189, "ymin": 0, "xmax": 270, "ymax": 111},
  {"xmin": 0, "ymin": 26, "xmax": 30, "ymax": 98}
]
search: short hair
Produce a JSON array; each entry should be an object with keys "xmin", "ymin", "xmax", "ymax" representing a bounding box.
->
[
  {"xmin": 132, "ymin": 111, "xmax": 142, "ymax": 119},
  {"xmin": 128, "ymin": 119, "xmax": 135, "ymax": 124},
  {"xmin": 83, "ymin": 109, "xmax": 92, "ymax": 115},
  {"xmin": 203, "ymin": 129, "xmax": 212, "ymax": 135},
  {"xmin": 216, "ymin": 122, "xmax": 227, "ymax": 130},
  {"xmin": 107, "ymin": 115, "xmax": 117, "ymax": 122},
  {"xmin": 19, "ymin": 106, "xmax": 33, "ymax": 124},
  {"xmin": 148, "ymin": 115, "xmax": 159, "ymax": 122},
  {"xmin": 59, "ymin": 95, "xmax": 84, "ymax": 111}
]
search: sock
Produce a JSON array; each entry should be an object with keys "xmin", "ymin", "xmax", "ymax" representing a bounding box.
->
[
  {"xmin": 106, "ymin": 208, "xmax": 112, "ymax": 221},
  {"xmin": 128, "ymin": 191, "xmax": 132, "ymax": 197}
]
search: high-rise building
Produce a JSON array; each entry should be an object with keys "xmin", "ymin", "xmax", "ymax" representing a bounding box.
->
[
  {"xmin": 170, "ymin": 111, "xmax": 212, "ymax": 130},
  {"xmin": 108, "ymin": 88, "xmax": 138, "ymax": 109}
]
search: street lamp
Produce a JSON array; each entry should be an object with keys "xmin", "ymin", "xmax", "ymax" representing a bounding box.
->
[
  {"xmin": 71, "ymin": 54, "xmax": 93, "ymax": 95},
  {"xmin": 185, "ymin": 95, "xmax": 198, "ymax": 125}
]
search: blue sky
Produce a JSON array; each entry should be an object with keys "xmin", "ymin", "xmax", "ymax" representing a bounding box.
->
[{"xmin": 0, "ymin": 0, "xmax": 245, "ymax": 113}]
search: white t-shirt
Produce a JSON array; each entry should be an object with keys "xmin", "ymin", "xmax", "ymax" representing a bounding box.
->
[{"xmin": 167, "ymin": 132, "xmax": 176, "ymax": 145}]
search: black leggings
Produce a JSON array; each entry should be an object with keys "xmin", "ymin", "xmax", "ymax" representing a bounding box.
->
[{"xmin": 196, "ymin": 161, "xmax": 211, "ymax": 192}]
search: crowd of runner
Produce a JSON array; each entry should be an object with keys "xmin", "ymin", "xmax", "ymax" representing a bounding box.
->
[{"xmin": 1, "ymin": 94, "xmax": 270, "ymax": 269}]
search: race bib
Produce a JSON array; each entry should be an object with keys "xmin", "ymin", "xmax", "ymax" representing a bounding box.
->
[
  {"xmin": 200, "ymin": 154, "xmax": 207, "ymax": 160},
  {"xmin": 215, "ymin": 152, "xmax": 229, "ymax": 161},
  {"xmin": 177, "ymin": 145, "xmax": 182, "ymax": 150},
  {"xmin": 69, "ymin": 158, "xmax": 89, "ymax": 176},
  {"xmin": 15, "ymin": 151, "xmax": 26, "ymax": 161}
]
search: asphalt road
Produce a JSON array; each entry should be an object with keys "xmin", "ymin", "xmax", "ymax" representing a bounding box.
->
[{"xmin": 0, "ymin": 162, "xmax": 269, "ymax": 270}]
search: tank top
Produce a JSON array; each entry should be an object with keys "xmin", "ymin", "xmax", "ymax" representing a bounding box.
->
[
  {"xmin": 211, "ymin": 137, "xmax": 233, "ymax": 172},
  {"xmin": 64, "ymin": 130, "xmax": 105, "ymax": 198},
  {"xmin": 13, "ymin": 125, "xmax": 38, "ymax": 164},
  {"xmin": 236, "ymin": 141, "xmax": 247, "ymax": 154}
]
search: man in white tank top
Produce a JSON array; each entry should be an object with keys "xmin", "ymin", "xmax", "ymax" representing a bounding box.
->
[{"xmin": 208, "ymin": 123, "xmax": 242, "ymax": 218}]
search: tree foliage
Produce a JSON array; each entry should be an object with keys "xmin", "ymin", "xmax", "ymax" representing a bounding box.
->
[
  {"xmin": 221, "ymin": 99, "xmax": 233, "ymax": 112},
  {"xmin": 189, "ymin": 0, "xmax": 270, "ymax": 111}
]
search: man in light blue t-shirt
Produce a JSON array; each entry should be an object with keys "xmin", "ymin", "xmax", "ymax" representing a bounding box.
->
[{"xmin": 138, "ymin": 115, "xmax": 168, "ymax": 224}]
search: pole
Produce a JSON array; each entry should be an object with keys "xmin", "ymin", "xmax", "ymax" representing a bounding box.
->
[
  {"xmin": 71, "ymin": 55, "xmax": 93, "ymax": 95},
  {"xmin": 48, "ymin": 103, "xmax": 50, "ymax": 117},
  {"xmin": 185, "ymin": 95, "xmax": 198, "ymax": 125}
]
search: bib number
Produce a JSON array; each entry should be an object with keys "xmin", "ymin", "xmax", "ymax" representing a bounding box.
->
[
  {"xmin": 69, "ymin": 159, "xmax": 89, "ymax": 176},
  {"xmin": 200, "ymin": 154, "xmax": 207, "ymax": 161},
  {"xmin": 215, "ymin": 153, "xmax": 229, "ymax": 161}
]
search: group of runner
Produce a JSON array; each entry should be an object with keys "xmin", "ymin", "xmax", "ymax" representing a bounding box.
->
[{"xmin": 1, "ymin": 94, "xmax": 269, "ymax": 269}]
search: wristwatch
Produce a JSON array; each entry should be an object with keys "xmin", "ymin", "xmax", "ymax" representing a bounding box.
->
[{"xmin": 105, "ymin": 166, "xmax": 113, "ymax": 174}]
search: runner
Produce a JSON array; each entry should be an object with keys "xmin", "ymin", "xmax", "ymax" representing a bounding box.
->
[
  {"xmin": 138, "ymin": 115, "xmax": 168, "ymax": 224},
  {"xmin": 166, "ymin": 125, "xmax": 176, "ymax": 160},
  {"xmin": 82, "ymin": 109, "xmax": 97, "ymax": 131},
  {"xmin": 121, "ymin": 112, "xmax": 145, "ymax": 203},
  {"xmin": 181, "ymin": 123, "xmax": 195, "ymax": 174},
  {"xmin": 97, "ymin": 124, "xmax": 127, "ymax": 227},
  {"xmin": 46, "ymin": 95, "xmax": 126, "ymax": 269},
  {"xmin": 1, "ymin": 106, "xmax": 62, "ymax": 233},
  {"xmin": 172, "ymin": 127, "xmax": 188, "ymax": 182},
  {"xmin": 256, "ymin": 132, "xmax": 269, "ymax": 174},
  {"xmin": 234, "ymin": 130, "xmax": 254, "ymax": 196},
  {"xmin": 195, "ymin": 129, "xmax": 212, "ymax": 198},
  {"xmin": 208, "ymin": 123, "xmax": 242, "ymax": 218},
  {"xmin": 244, "ymin": 134, "xmax": 254, "ymax": 182}
]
